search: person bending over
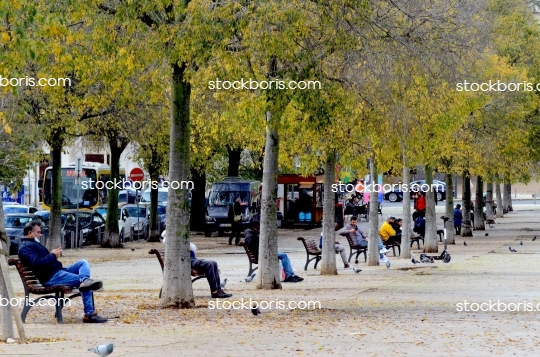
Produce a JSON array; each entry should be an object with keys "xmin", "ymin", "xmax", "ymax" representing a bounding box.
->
[
  {"xmin": 18, "ymin": 221, "xmax": 107, "ymax": 323},
  {"xmin": 380, "ymin": 216, "xmax": 402, "ymax": 245}
]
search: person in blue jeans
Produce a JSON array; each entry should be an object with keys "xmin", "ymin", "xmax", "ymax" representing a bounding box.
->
[
  {"xmin": 338, "ymin": 216, "xmax": 390, "ymax": 262},
  {"xmin": 244, "ymin": 218, "xmax": 303, "ymax": 283},
  {"xmin": 18, "ymin": 221, "xmax": 106, "ymax": 323}
]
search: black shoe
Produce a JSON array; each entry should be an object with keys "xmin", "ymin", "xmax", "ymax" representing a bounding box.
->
[
  {"xmin": 79, "ymin": 279, "xmax": 103, "ymax": 292},
  {"xmin": 292, "ymin": 275, "xmax": 304, "ymax": 282},
  {"xmin": 228, "ymin": 238, "xmax": 233, "ymax": 245},
  {"xmin": 283, "ymin": 276, "xmax": 299, "ymax": 283},
  {"xmin": 83, "ymin": 312, "xmax": 108, "ymax": 323},
  {"xmin": 211, "ymin": 290, "xmax": 232, "ymax": 298}
]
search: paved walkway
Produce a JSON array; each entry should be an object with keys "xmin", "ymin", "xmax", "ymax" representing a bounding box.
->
[{"xmin": 2, "ymin": 205, "xmax": 540, "ymax": 356}]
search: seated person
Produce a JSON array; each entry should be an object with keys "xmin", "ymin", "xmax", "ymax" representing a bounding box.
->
[
  {"xmin": 244, "ymin": 220, "xmax": 304, "ymax": 283},
  {"xmin": 161, "ymin": 231, "xmax": 232, "ymax": 298},
  {"xmin": 339, "ymin": 216, "xmax": 389, "ymax": 262},
  {"xmin": 319, "ymin": 231, "xmax": 351, "ymax": 269},
  {"xmin": 390, "ymin": 218, "xmax": 402, "ymax": 234},
  {"xmin": 380, "ymin": 216, "xmax": 402, "ymax": 245},
  {"xmin": 18, "ymin": 221, "xmax": 106, "ymax": 323}
]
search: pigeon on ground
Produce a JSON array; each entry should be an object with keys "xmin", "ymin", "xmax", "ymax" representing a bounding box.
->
[
  {"xmin": 243, "ymin": 273, "xmax": 256, "ymax": 283},
  {"xmin": 533, "ymin": 236, "xmax": 537, "ymax": 241},
  {"xmin": 220, "ymin": 279, "xmax": 227, "ymax": 288},
  {"xmin": 251, "ymin": 303, "xmax": 260, "ymax": 316},
  {"xmin": 485, "ymin": 233, "xmax": 489, "ymax": 236},
  {"xmin": 412, "ymin": 258, "xmax": 420, "ymax": 264},
  {"xmin": 519, "ymin": 241, "xmax": 523, "ymax": 246},
  {"xmin": 88, "ymin": 343, "xmax": 113, "ymax": 357},
  {"xmin": 386, "ymin": 260, "xmax": 391, "ymax": 269},
  {"xmin": 352, "ymin": 267, "xmax": 362, "ymax": 274},
  {"xmin": 463, "ymin": 241, "xmax": 468, "ymax": 246},
  {"xmin": 509, "ymin": 247, "xmax": 517, "ymax": 252},
  {"xmin": 421, "ymin": 256, "xmax": 431, "ymax": 263},
  {"xmin": 130, "ymin": 248, "xmax": 135, "ymax": 251}
]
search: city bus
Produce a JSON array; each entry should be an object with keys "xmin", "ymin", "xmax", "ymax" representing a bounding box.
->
[{"xmin": 41, "ymin": 162, "xmax": 126, "ymax": 210}]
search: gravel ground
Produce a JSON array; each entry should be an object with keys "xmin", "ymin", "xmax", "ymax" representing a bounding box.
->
[{"xmin": 2, "ymin": 205, "xmax": 540, "ymax": 356}]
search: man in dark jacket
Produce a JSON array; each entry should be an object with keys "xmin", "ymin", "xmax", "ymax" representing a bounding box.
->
[
  {"xmin": 18, "ymin": 221, "xmax": 107, "ymax": 323},
  {"xmin": 244, "ymin": 217, "xmax": 303, "ymax": 282},
  {"xmin": 228, "ymin": 198, "xmax": 243, "ymax": 246},
  {"xmin": 454, "ymin": 204, "xmax": 463, "ymax": 235}
]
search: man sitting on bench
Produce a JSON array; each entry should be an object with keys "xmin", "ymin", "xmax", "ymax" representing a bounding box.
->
[
  {"xmin": 244, "ymin": 218, "xmax": 304, "ymax": 283},
  {"xmin": 162, "ymin": 231, "xmax": 232, "ymax": 298},
  {"xmin": 380, "ymin": 216, "xmax": 402, "ymax": 245},
  {"xmin": 339, "ymin": 216, "xmax": 390, "ymax": 263},
  {"xmin": 18, "ymin": 221, "xmax": 107, "ymax": 323}
]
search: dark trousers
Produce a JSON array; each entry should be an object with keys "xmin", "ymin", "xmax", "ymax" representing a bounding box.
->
[
  {"xmin": 229, "ymin": 222, "xmax": 242, "ymax": 245},
  {"xmin": 385, "ymin": 233, "xmax": 402, "ymax": 245},
  {"xmin": 455, "ymin": 225, "xmax": 461, "ymax": 235},
  {"xmin": 191, "ymin": 258, "xmax": 220, "ymax": 292}
]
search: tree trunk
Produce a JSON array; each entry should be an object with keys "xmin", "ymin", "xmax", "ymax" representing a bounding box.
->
[
  {"xmin": 257, "ymin": 111, "xmax": 281, "ymax": 289},
  {"xmin": 461, "ymin": 171, "xmax": 473, "ymax": 237},
  {"xmin": 367, "ymin": 157, "xmax": 379, "ymax": 266},
  {"xmin": 320, "ymin": 153, "xmax": 337, "ymax": 275},
  {"xmin": 495, "ymin": 181, "xmax": 503, "ymax": 218},
  {"xmin": 0, "ymin": 196, "xmax": 14, "ymax": 341},
  {"xmin": 474, "ymin": 176, "xmax": 485, "ymax": 230},
  {"xmin": 445, "ymin": 173, "xmax": 455, "ymax": 244},
  {"xmin": 226, "ymin": 146, "xmax": 242, "ymax": 177},
  {"xmin": 161, "ymin": 62, "xmax": 194, "ymax": 307},
  {"xmin": 46, "ymin": 142, "xmax": 63, "ymax": 251},
  {"xmin": 189, "ymin": 167, "xmax": 206, "ymax": 232},
  {"xmin": 485, "ymin": 180, "xmax": 495, "ymax": 224},
  {"xmin": 102, "ymin": 137, "xmax": 128, "ymax": 248},
  {"xmin": 423, "ymin": 165, "xmax": 437, "ymax": 253},
  {"xmin": 503, "ymin": 181, "xmax": 513, "ymax": 213},
  {"xmin": 400, "ymin": 164, "xmax": 411, "ymax": 258}
]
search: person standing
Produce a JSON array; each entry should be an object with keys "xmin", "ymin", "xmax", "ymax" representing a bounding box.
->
[
  {"xmin": 228, "ymin": 198, "xmax": 243, "ymax": 245},
  {"xmin": 454, "ymin": 204, "xmax": 463, "ymax": 235}
]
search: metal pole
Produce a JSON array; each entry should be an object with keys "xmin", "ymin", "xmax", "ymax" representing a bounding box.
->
[
  {"xmin": 136, "ymin": 188, "xmax": 139, "ymax": 241},
  {"xmin": 75, "ymin": 174, "xmax": 80, "ymax": 250}
]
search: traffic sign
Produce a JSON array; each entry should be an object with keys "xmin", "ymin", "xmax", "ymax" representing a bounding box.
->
[{"xmin": 130, "ymin": 167, "xmax": 145, "ymax": 182}]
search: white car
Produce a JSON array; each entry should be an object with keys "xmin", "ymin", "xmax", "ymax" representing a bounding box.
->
[
  {"xmin": 120, "ymin": 204, "xmax": 149, "ymax": 240},
  {"xmin": 3, "ymin": 205, "xmax": 38, "ymax": 214}
]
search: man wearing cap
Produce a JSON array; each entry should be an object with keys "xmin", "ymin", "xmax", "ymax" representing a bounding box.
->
[{"xmin": 380, "ymin": 216, "xmax": 402, "ymax": 245}]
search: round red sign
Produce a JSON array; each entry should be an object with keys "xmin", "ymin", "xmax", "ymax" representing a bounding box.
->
[{"xmin": 130, "ymin": 167, "xmax": 145, "ymax": 182}]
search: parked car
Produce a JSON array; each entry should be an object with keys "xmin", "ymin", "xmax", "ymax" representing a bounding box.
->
[
  {"xmin": 384, "ymin": 180, "xmax": 447, "ymax": 202},
  {"xmin": 4, "ymin": 213, "xmax": 49, "ymax": 255},
  {"xmin": 148, "ymin": 204, "xmax": 167, "ymax": 235},
  {"xmin": 120, "ymin": 204, "xmax": 149, "ymax": 240},
  {"xmin": 62, "ymin": 210, "xmax": 105, "ymax": 246},
  {"xmin": 3, "ymin": 205, "xmax": 38, "ymax": 214},
  {"xmin": 140, "ymin": 188, "xmax": 168, "ymax": 205},
  {"xmin": 92, "ymin": 205, "xmax": 133, "ymax": 242}
]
